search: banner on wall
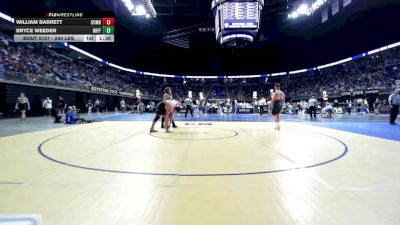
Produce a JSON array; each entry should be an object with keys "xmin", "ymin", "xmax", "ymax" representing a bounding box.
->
[
  {"xmin": 90, "ymin": 86, "xmax": 135, "ymax": 97},
  {"xmin": 365, "ymin": 90, "xmax": 379, "ymax": 94},
  {"xmin": 341, "ymin": 92, "xmax": 352, "ymax": 96},
  {"xmin": 352, "ymin": 90, "xmax": 364, "ymax": 96}
]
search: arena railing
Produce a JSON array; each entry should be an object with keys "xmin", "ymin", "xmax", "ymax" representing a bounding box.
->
[
  {"xmin": 1, "ymin": 68, "xmax": 395, "ymax": 101},
  {"xmin": 1, "ymin": 9, "xmax": 400, "ymax": 79}
]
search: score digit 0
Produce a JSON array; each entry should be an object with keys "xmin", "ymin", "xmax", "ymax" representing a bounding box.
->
[
  {"xmin": 103, "ymin": 26, "xmax": 115, "ymax": 34},
  {"xmin": 102, "ymin": 18, "xmax": 115, "ymax": 26}
]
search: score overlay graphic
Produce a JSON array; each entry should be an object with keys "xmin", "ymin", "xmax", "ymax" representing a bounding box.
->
[{"xmin": 13, "ymin": 12, "xmax": 115, "ymax": 42}]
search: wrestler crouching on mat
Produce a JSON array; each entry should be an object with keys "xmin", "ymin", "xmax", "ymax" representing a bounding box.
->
[{"xmin": 150, "ymin": 100, "xmax": 180, "ymax": 133}]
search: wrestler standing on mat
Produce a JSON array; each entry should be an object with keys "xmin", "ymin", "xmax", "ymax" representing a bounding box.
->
[
  {"xmin": 162, "ymin": 87, "xmax": 178, "ymax": 128},
  {"xmin": 150, "ymin": 100, "xmax": 180, "ymax": 133},
  {"xmin": 270, "ymin": 83, "xmax": 285, "ymax": 130}
]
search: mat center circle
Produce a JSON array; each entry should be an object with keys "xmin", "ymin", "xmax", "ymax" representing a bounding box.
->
[
  {"xmin": 37, "ymin": 124, "xmax": 348, "ymax": 176},
  {"xmin": 150, "ymin": 127, "xmax": 238, "ymax": 140}
]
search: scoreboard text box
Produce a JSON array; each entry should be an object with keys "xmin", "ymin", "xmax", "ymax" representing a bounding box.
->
[{"xmin": 14, "ymin": 12, "xmax": 115, "ymax": 43}]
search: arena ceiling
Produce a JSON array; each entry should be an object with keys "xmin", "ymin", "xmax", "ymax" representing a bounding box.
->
[{"xmin": 1, "ymin": 0, "xmax": 400, "ymax": 76}]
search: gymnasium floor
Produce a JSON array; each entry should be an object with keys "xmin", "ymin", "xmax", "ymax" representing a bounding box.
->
[{"xmin": 0, "ymin": 113, "xmax": 399, "ymax": 225}]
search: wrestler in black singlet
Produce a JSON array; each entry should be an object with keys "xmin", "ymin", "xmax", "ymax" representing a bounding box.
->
[{"xmin": 156, "ymin": 102, "xmax": 167, "ymax": 115}]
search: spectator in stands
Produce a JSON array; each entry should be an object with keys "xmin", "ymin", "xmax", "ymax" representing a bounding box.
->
[
  {"xmin": 73, "ymin": 105, "xmax": 88, "ymax": 123},
  {"xmin": 137, "ymin": 99, "xmax": 144, "ymax": 114},
  {"xmin": 163, "ymin": 87, "xmax": 172, "ymax": 101},
  {"xmin": 86, "ymin": 100, "xmax": 93, "ymax": 116},
  {"xmin": 15, "ymin": 92, "xmax": 30, "ymax": 121},
  {"xmin": 149, "ymin": 101, "xmax": 155, "ymax": 112},
  {"xmin": 42, "ymin": 97, "xmax": 52, "ymax": 117},
  {"xmin": 204, "ymin": 100, "xmax": 210, "ymax": 116},
  {"xmin": 359, "ymin": 103, "xmax": 369, "ymax": 115},
  {"xmin": 364, "ymin": 98, "xmax": 369, "ymax": 110},
  {"xmin": 2, "ymin": 33, "xmax": 400, "ymax": 105},
  {"xmin": 219, "ymin": 100, "xmax": 225, "ymax": 115},
  {"xmin": 94, "ymin": 98, "xmax": 100, "ymax": 114},
  {"xmin": 345, "ymin": 100, "xmax": 352, "ymax": 115},
  {"xmin": 65, "ymin": 106, "xmax": 78, "ymax": 124},
  {"xmin": 373, "ymin": 99, "xmax": 381, "ymax": 115},
  {"xmin": 56, "ymin": 96, "xmax": 67, "ymax": 115},
  {"xmin": 287, "ymin": 103, "xmax": 294, "ymax": 115},
  {"xmin": 0, "ymin": 52, "xmax": 4, "ymax": 79},
  {"xmin": 388, "ymin": 89, "xmax": 400, "ymax": 125},
  {"xmin": 99, "ymin": 100, "xmax": 106, "ymax": 112},
  {"xmin": 259, "ymin": 97, "xmax": 266, "ymax": 115},
  {"xmin": 53, "ymin": 108, "xmax": 62, "ymax": 123},
  {"xmin": 120, "ymin": 98, "xmax": 126, "ymax": 113}
]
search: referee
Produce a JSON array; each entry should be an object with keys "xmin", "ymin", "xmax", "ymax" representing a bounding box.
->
[
  {"xmin": 184, "ymin": 96, "xmax": 193, "ymax": 117},
  {"xmin": 388, "ymin": 89, "xmax": 400, "ymax": 125},
  {"xmin": 308, "ymin": 96, "xmax": 318, "ymax": 119}
]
